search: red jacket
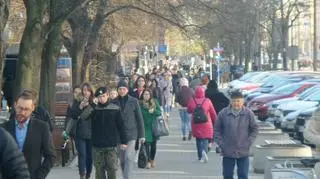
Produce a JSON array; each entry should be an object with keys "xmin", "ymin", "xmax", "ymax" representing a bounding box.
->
[{"xmin": 187, "ymin": 87, "xmax": 217, "ymax": 139}]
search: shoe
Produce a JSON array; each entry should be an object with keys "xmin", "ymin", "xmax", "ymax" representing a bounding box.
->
[
  {"xmin": 188, "ymin": 132, "xmax": 192, "ymax": 140},
  {"xmin": 182, "ymin": 137, "xmax": 186, "ymax": 141},
  {"xmin": 150, "ymin": 160, "xmax": 156, "ymax": 168},
  {"xmin": 146, "ymin": 162, "xmax": 151, "ymax": 169},
  {"xmin": 80, "ymin": 175, "xmax": 85, "ymax": 179},
  {"xmin": 202, "ymin": 150, "xmax": 208, "ymax": 163},
  {"xmin": 85, "ymin": 176, "xmax": 90, "ymax": 179}
]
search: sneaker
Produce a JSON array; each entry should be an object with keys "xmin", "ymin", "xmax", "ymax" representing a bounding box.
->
[
  {"xmin": 202, "ymin": 151, "xmax": 208, "ymax": 163},
  {"xmin": 146, "ymin": 162, "xmax": 151, "ymax": 169},
  {"xmin": 182, "ymin": 137, "xmax": 186, "ymax": 141}
]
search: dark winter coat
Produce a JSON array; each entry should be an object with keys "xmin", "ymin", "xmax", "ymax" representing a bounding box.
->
[
  {"xmin": 152, "ymin": 86, "xmax": 164, "ymax": 106},
  {"xmin": 205, "ymin": 90, "xmax": 230, "ymax": 114},
  {"xmin": 69, "ymin": 100, "xmax": 92, "ymax": 140},
  {"xmin": 0, "ymin": 127, "xmax": 30, "ymax": 179},
  {"xmin": 78, "ymin": 101, "xmax": 127, "ymax": 148},
  {"xmin": 115, "ymin": 95, "xmax": 145, "ymax": 141},
  {"xmin": 175, "ymin": 86, "xmax": 194, "ymax": 107}
]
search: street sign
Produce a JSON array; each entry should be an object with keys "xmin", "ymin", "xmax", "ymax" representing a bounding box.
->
[{"xmin": 158, "ymin": 44, "xmax": 167, "ymax": 54}]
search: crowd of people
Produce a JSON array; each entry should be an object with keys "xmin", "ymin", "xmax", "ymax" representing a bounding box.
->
[{"xmin": 0, "ymin": 65, "xmax": 259, "ymax": 179}]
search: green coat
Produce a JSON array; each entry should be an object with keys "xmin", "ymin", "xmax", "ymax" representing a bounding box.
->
[{"xmin": 140, "ymin": 100, "xmax": 162, "ymax": 143}]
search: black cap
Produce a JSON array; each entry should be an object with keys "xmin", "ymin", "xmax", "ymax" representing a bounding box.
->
[
  {"xmin": 230, "ymin": 91, "xmax": 244, "ymax": 99},
  {"xmin": 95, "ymin": 87, "xmax": 107, "ymax": 97},
  {"xmin": 117, "ymin": 80, "xmax": 129, "ymax": 89}
]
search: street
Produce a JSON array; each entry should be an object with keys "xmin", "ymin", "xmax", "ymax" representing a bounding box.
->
[{"xmin": 47, "ymin": 107, "xmax": 264, "ymax": 179}]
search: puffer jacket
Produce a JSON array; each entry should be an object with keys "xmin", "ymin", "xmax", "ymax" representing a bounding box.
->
[
  {"xmin": 187, "ymin": 87, "xmax": 217, "ymax": 139},
  {"xmin": 0, "ymin": 127, "xmax": 30, "ymax": 179}
]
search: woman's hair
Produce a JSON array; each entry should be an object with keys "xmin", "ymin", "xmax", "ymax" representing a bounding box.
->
[
  {"xmin": 135, "ymin": 76, "xmax": 146, "ymax": 89},
  {"xmin": 80, "ymin": 82, "xmax": 94, "ymax": 102},
  {"xmin": 151, "ymin": 79, "xmax": 159, "ymax": 87},
  {"xmin": 140, "ymin": 88, "xmax": 153, "ymax": 102}
]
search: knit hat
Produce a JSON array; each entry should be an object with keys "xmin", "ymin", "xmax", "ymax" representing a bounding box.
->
[
  {"xmin": 95, "ymin": 87, "xmax": 107, "ymax": 97},
  {"xmin": 117, "ymin": 80, "xmax": 129, "ymax": 89},
  {"xmin": 180, "ymin": 78, "xmax": 189, "ymax": 87}
]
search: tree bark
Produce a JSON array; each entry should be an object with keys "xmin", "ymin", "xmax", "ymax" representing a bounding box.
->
[
  {"xmin": 39, "ymin": 22, "xmax": 62, "ymax": 115},
  {"xmin": 0, "ymin": 0, "xmax": 10, "ymax": 93},
  {"xmin": 16, "ymin": 0, "xmax": 47, "ymax": 98}
]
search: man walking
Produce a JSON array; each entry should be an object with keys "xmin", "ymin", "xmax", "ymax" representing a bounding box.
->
[
  {"xmin": 214, "ymin": 91, "xmax": 258, "ymax": 179},
  {"xmin": 3, "ymin": 90, "xmax": 56, "ymax": 179},
  {"xmin": 117, "ymin": 80, "xmax": 145, "ymax": 179},
  {"xmin": 80, "ymin": 87, "xmax": 128, "ymax": 179}
]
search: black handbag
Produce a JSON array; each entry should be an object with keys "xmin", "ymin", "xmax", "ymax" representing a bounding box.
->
[
  {"xmin": 152, "ymin": 116, "xmax": 169, "ymax": 137},
  {"xmin": 138, "ymin": 143, "xmax": 148, "ymax": 169}
]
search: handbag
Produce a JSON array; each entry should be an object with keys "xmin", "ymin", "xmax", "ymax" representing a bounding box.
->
[
  {"xmin": 152, "ymin": 116, "xmax": 169, "ymax": 137},
  {"xmin": 138, "ymin": 143, "xmax": 148, "ymax": 169}
]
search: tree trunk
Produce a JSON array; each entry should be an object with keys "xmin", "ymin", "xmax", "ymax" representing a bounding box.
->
[
  {"xmin": 244, "ymin": 44, "xmax": 251, "ymax": 72},
  {"xmin": 81, "ymin": 0, "xmax": 107, "ymax": 82},
  {"xmin": 282, "ymin": 26, "xmax": 289, "ymax": 70},
  {"xmin": 0, "ymin": 0, "xmax": 9, "ymax": 93},
  {"xmin": 39, "ymin": 22, "xmax": 62, "ymax": 115},
  {"xmin": 16, "ymin": 0, "xmax": 47, "ymax": 98}
]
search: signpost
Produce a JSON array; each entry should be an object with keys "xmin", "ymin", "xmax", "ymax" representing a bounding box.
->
[{"xmin": 213, "ymin": 43, "xmax": 224, "ymax": 85}]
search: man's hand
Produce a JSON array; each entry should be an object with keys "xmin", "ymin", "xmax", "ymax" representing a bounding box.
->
[
  {"xmin": 120, "ymin": 144, "xmax": 127, "ymax": 150},
  {"xmin": 79, "ymin": 101, "xmax": 89, "ymax": 110},
  {"xmin": 139, "ymin": 138, "xmax": 145, "ymax": 144}
]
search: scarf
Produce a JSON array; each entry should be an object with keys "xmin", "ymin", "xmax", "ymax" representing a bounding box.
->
[{"xmin": 141, "ymin": 99, "xmax": 156, "ymax": 111}]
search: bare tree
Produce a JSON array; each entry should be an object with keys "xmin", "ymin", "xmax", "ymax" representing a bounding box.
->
[{"xmin": 0, "ymin": 0, "xmax": 10, "ymax": 92}]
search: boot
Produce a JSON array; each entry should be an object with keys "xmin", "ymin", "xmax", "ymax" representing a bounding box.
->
[
  {"xmin": 85, "ymin": 174, "xmax": 90, "ymax": 179},
  {"xmin": 150, "ymin": 160, "xmax": 156, "ymax": 168},
  {"xmin": 80, "ymin": 175, "xmax": 85, "ymax": 179},
  {"xmin": 188, "ymin": 131, "xmax": 192, "ymax": 140}
]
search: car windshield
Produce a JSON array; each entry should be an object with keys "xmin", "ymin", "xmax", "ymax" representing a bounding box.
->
[
  {"xmin": 304, "ymin": 91, "xmax": 320, "ymax": 102},
  {"xmin": 247, "ymin": 73, "xmax": 270, "ymax": 83},
  {"xmin": 298, "ymin": 87, "xmax": 319, "ymax": 100},
  {"xmin": 238, "ymin": 72, "xmax": 257, "ymax": 81},
  {"xmin": 271, "ymin": 83, "xmax": 303, "ymax": 95},
  {"xmin": 261, "ymin": 76, "xmax": 286, "ymax": 87}
]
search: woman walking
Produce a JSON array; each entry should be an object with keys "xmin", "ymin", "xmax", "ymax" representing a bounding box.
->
[
  {"xmin": 140, "ymin": 89, "xmax": 162, "ymax": 169},
  {"xmin": 70, "ymin": 83, "xmax": 94, "ymax": 179},
  {"xmin": 161, "ymin": 72, "xmax": 173, "ymax": 120},
  {"xmin": 187, "ymin": 86, "xmax": 217, "ymax": 163}
]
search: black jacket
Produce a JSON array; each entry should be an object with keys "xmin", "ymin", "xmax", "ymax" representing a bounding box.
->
[
  {"xmin": 205, "ymin": 90, "xmax": 230, "ymax": 114},
  {"xmin": 80, "ymin": 101, "xmax": 127, "ymax": 148},
  {"xmin": 2, "ymin": 118, "xmax": 56, "ymax": 179},
  {"xmin": 0, "ymin": 127, "xmax": 30, "ymax": 179},
  {"xmin": 69, "ymin": 100, "xmax": 92, "ymax": 139},
  {"xmin": 116, "ymin": 95, "xmax": 145, "ymax": 141},
  {"xmin": 152, "ymin": 87, "xmax": 164, "ymax": 106}
]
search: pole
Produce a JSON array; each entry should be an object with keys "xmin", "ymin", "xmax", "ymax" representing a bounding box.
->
[{"xmin": 313, "ymin": 0, "xmax": 317, "ymax": 71}]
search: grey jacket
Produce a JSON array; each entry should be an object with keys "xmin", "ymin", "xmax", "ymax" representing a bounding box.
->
[
  {"xmin": 214, "ymin": 107, "xmax": 258, "ymax": 158},
  {"xmin": 116, "ymin": 96, "xmax": 145, "ymax": 141}
]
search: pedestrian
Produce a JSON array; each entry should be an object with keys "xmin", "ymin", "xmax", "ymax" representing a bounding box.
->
[
  {"xmin": 0, "ymin": 127, "xmax": 30, "ymax": 179},
  {"xmin": 79, "ymin": 87, "xmax": 128, "ymax": 179},
  {"xmin": 205, "ymin": 80, "xmax": 230, "ymax": 153},
  {"xmin": 187, "ymin": 87, "xmax": 217, "ymax": 163},
  {"xmin": 109, "ymin": 88, "xmax": 118, "ymax": 100},
  {"xmin": 150, "ymin": 79, "xmax": 164, "ymax": 106},
  {"xmin": 214, "ymin": 91, "xmax": 258, "ymax": 179},
  {"xmin": 139, "ymin": 89, "xmax": 162, "ymax": 169},
  {"xmin": 160, "ymin": 72, "xmax": 173, "ymax": 120},
  {"xmin": 117, "ymin": 80, "xmax": 145, "ymax": 179},
  {"xmin": 130, "ymin": 76, "xmax": 146, "ymax": 99},
  {"xmin": 175, "ymin": 77, "xmax": 194, "ymax": 141},
  {"xmin": 201, "ymin": 75, "xmax": 209, "ymax": 90},
  {"xmin": 2, "ymin": 89, "xmax": 56, "ymax": 179},
  {"xmin": 69, "ymin": 82, "xmax": 94, "ymax": 179}
]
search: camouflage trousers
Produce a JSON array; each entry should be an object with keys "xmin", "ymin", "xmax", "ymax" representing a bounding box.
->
[{"xmin": 93, "ymin": 147, "xmax": 119, "ymax": 179}]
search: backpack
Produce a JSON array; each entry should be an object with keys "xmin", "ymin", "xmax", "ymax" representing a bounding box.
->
[{"xmin": 193, "ymin": 97, "xmax": 208, "ymax": 124}]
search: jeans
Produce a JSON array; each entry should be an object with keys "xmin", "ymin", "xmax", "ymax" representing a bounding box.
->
[
  {"xmin": 179, "ymin": 109, "xmax": 191, "ymax": 137},
  {"xmin": 223, "ymin": 157, "xmax": 249, "ymax": 179},
  {"xmin": 145, "ymin": 141, "xmax": 157, "ymax": 161},
  {"xmin": 163, "ymin": 104, "xmax": 171, "ymax": 114},
  {"xmin": 120, "ymin": 140, "xmax": 136, "ymax": 179},
  {"xmin": 196, "ymin": 138, "xmax": 209, "ymax": 160},
  {"xmin": 75, "ymin": 139, "xmax": 93, "ymax": 176}
]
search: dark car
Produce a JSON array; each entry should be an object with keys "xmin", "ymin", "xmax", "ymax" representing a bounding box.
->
[{"xmin": 247, "ymin": 82, "xmax": 317, "ymax": 120}]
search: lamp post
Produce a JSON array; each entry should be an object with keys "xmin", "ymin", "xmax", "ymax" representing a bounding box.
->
[{"xmin": 313, "ymin": 0, "xmax": 317, "ymax": 71}]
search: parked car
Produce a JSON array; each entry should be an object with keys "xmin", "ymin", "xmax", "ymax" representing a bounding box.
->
[
  {"xmin": 247, "ymin": 82, "xmax": 317, "ymax": 120},
  {"xmin": 267, "ymin": 85, "xmax": 320, "ymax": 119},
  {"xmin": 278, "ymin": 91, "xmax": 320, "ymax": 133},
  {"xmin": 293, "ymin": 107, "xmax": 319, "ymax": 143}
]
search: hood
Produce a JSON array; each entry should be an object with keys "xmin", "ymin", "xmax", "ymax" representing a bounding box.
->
[
  {"xmin": 195, "ymin": 86, "xmax": 205, "ymax": 98},
  {"xmin": 278, "ymin": 100, "xmax": 319, "ymax": 111},
  {"xmin": 269, "ymin": 97, "xmax": 298, "ymax": 106}
]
